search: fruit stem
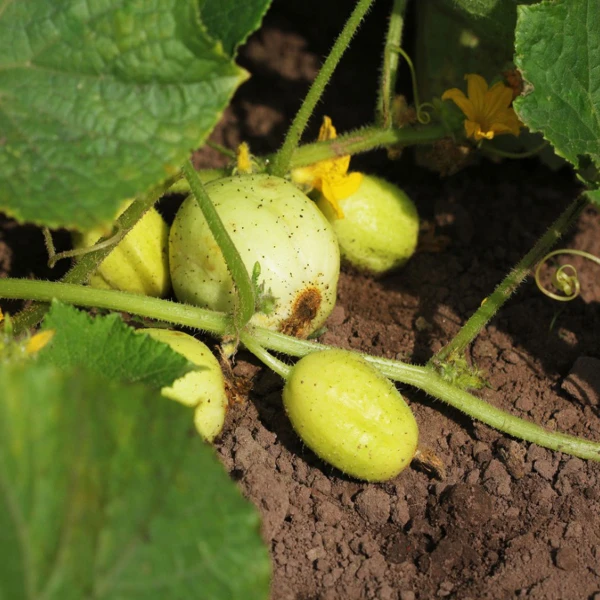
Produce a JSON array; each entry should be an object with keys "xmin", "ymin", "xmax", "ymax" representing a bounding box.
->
[
  {"xmin": 430, "ymin": 194, "xmax": 588, "ymax": 365},
  {"xmin": 181, "ymin": 160, "xmax": 255, "ymax": 333},
  {"xmin": 10, "ymin": 177, "xmax": 177, "ymax": 335},
  {"xmin": 239, "ymin": 331, "xmax": 291, "ymax": 379},
  {"xmin": 376, "ymin": 0, "xmax": 408, "ymax": 128},
  {"xmin": 3, "ymin": 279, "xmax": 598, "ymax": 461},
  {"xmin": 269, "ymin": 0, "xmax": 376, "ymax": 177}
]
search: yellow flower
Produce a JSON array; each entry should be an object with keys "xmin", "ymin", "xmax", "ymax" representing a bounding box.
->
[
  {"xmin": 442, "ymin": 74, "xmax": 522, "ymax": 141},
  {"xmin": 236, "ymin": 142, "xmax": 253, "ymax": 174},
  {"xmin": 25, "ymin": 330, "xmax": 55, "ymax": 355},
  {"xmin": 291, "ymin": 117, "xmax": 362, "ymax": 218}
]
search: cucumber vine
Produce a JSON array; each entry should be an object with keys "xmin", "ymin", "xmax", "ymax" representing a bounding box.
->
[{"xmin": 1, "ymin": 0, "xmax": 599, "ymax": 473}]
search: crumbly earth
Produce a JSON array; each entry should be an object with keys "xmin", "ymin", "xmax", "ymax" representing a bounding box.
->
[{"xmin": 2, "ymin": 2, "xmax": 600, "ymax": 599}]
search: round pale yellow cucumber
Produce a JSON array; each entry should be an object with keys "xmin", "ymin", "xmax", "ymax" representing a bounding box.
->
[{"xmin": 169, "ymin": 174, "xmax": 340, "ymax": 338}]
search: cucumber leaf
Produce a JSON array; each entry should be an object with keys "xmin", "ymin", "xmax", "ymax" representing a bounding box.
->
[
  {"xmin": 0, "ymin": 362, "xmax": 270, "ymax": 599},
  {"xmin": 0, "ymin": 0, "xmax": 246, "ymax": 230},
  {"xmin": 514, "ymin": 0, "xmax": 600, "ymax": 174},
  {"xmin": 38, "ymin": 301, "xmax": 193, "ymax": 389},
  {"xmin": 200, "ymin": 0, "xmax": 273, "ymax": 56}
]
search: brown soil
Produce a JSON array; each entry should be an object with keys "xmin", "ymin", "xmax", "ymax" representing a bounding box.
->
[{"xmin": 2, "ymin": 2, "xmax": 600, "ymax": 599}]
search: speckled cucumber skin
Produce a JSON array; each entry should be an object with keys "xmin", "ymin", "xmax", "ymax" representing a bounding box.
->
[
  {"xmin": 138, "ymin": 329, "xmax": 228, "ymax": 442},
  {"xmin": 169, "ymin": 174, "xmax": 340, "ymax": 337},
  {"xmin": 283, "ymin": 349, "xmax": 419, "ymax": 481},
  {"xmin": 75, "ymin": 204, "xmax": 170, "ymax": 297},
  {"xmin": 317, "ymin": 175, "xmax": 419, "ymax": 275}
]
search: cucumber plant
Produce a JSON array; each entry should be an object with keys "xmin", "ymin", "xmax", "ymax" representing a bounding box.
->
[{"xmin": 1, "ymin": 0, "xmax": 600, "ymax": 597}]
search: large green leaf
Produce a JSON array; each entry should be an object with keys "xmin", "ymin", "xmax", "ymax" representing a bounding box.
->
[
  {"xmin": 0, "ymin": 362, "xmax": 271, "ymax": 599},
  {"xmin": 38, "ymin": 301, "xmax": 193, "ymax": 390},
  {"xmin": 200, "ymin": 0, "xmax": 272, "ymax": 56},
  {"xmin": 514, "ymin": 0, "xmax": 600, "ymax": 173},
  {"xmin": 0, "ymin": 0, "xmax": 246, "ymax": 230}
]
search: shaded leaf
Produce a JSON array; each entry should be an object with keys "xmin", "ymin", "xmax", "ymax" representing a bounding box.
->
[
  {"xmin": 0, "ymin": 0, "xmax": 245, "ymax": 230},
  {"xmin": 38, "ymin": 301, "xmax": 192, "ymax": 389},
  {"xmin": 0, "ymin": 362, "xmax": 271, "ymax": 599},
  {"xmin": 200, "ymin": 0, "xmax": 273, "ymax": 56}
]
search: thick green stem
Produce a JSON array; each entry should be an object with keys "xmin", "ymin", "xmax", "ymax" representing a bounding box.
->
[
  {"xmin": 431, "ymin": 194, "xmax": 588, "ymax": 365},
  {"xmin": 0, "ymin": 280, "xmax": 229, "ymax": 334},
  {"xmin": 181, "ymin": 161, "xmax": 255, "ymax": 331},
  {"xmin": 269, "ymin": 0, "xmax": 376, "ymax": 177},
  {"xmin": 286, "ymin": 124, "xmax": 448, "ymax": 169},
  {"xmin": 1, "ymin": 278, "xmax": 599, "ymax": 462},
  {"xmin": 10, "ymin": 178, "xmax": 176, "ymax": 335},
  {"xmin": 376, "ymin": 0, "xmax": 407, "ymax": 127}
]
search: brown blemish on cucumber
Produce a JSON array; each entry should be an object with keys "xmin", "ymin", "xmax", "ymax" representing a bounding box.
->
[{"xmin": 280, "ymin": 286, "xmax": 322, "ymax": 338}]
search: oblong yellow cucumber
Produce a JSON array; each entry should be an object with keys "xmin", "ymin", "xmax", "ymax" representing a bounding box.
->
[
  {"xmin": 138, "ymin": 329, "xmax": 228, "ymax": 442},
  {"xmin": 283, "ymin": 349, "xmax": 418, "ymax": 481},
  {"xmin": 317, "ymin": 175, "xmax": 418, "ymax": 275},
  {"xmin": 75, "ymin": 202, "xmax": 170, "ymax": 297}
]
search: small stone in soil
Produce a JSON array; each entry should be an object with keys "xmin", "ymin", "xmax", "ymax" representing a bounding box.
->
[
  {"xmin": 354, "ymin": 488, "xmax": 392, "ymax": 526},
  {"xmin": 554, "ymin": 547, "xmax": 579, "ymax": 571}
]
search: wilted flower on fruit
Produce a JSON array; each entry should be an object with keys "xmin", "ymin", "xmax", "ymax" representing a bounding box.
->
[
  {"xmin": 291, "ymin": 116, "xmax": 362, "ymax": 218},
  {"xmin": 442, "ymin": 74, "xmax": 522, "ymax": 142}
]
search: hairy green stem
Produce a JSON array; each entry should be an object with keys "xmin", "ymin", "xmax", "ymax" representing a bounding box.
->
[
  {"xmin": 269, "ymin": 0, "xmax": 376, "ymax": 177},
  {"xmin": 431, "ymin": 194, "xmax": 588, "ymax": 365},
  {"xmin": 376, "ymin": 0, "xmax": 407, "ymax": 127},
  {"xmin": 181, "ymin": 161, "xmax": 255, "ymax": 331},
  {"xmin": 0, "ymin": 279, "xmax": 229, "ymax": 334},
  {"xmin": 240, "ymin": 331, "xmax": 292, "ymax": 379},
  {"xmin": 286, "ymin": 124, "xmax": 448, "ymax": 169},
  {"xmin": 10, "ymin": 178, "xmax": 176, "ymax": 335},
  {"xmin": 1, "ymin": 278, "xmax": 599, "ymax": 462}
]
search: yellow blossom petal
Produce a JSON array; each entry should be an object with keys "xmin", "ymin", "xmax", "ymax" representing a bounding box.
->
[
  {"xmin": 25, "ymin": 330, "xmax": 55, "ymax": 355},
  {"xmin": 236, "ymin": 142, "xmax": 252, "ymax": 174},
  {"xmin": 485, "ymin": 82, "xmax": 513, "ymax": 116},
  {"xmin": 441, "ymin": 88, "xmax": 477, "ymax": 123},
  {"xmin": 466, "ymin": 74, "xmax": 488, "ymax": 115},
  {"xmin": 333, "ymin": 171, "xmax": 363, "ymax": 200},
  {"xmin": 318, "ymin": 116, "xmax": 337, "ymax": 141},
  {"xmin": 321, "ymin": 179, "xmax": 344, "ymax": 218},
  {"xmin": 291, "ymin": 116, "xmax": 363, "ymax": 219},
  {"xmin": 443, "ymin": 74, "xmax": 522, "ymax": 141}
]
